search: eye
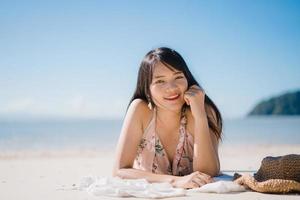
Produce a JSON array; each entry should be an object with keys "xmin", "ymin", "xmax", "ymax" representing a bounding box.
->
[
  {"xmin": 175, "ymin": 76, "xmax": 184, "ymax": 80},
  {"xmin": 155, "ymin": 80, "xmax": 165, "ymax": 84}
]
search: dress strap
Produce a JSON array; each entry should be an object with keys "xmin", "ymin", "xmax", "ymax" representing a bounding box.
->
[
  {"xmin": 141, "ymin": 106, "xmax": 157, "ymax": 137},
  {"xmin": 180, "ymin": 106, "xmax": 187, "ymax": 125}
]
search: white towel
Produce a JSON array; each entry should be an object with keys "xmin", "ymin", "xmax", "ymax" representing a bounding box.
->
[
  {"xmin": 79, "ymin": 176, "xmax": 186, "ymax": 198},
  {"xmin": 79, "ymin": 174, "xmax": 246, "ymax": 198},
  {"xmin": 188, "ymin": 181, "xmax": 246, "ymax": 194}
]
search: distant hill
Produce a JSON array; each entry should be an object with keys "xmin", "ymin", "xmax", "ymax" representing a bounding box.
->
[{"xmin": 248, "ymin": 90, "xmax": 300, "ymax": 116}]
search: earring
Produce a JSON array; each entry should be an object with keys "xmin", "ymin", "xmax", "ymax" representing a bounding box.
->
[
  {"xmin": 146, "ymin": 95, "xmax": 153, "ymax": 110},
  {"xmin": 148, "ymin": 102, "xmax": 153, "ymax": 110}
]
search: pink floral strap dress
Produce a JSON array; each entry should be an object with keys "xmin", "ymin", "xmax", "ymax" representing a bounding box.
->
[{"xmin": 133, "ymin": 107, "xmax": 194, "ymax": 176}]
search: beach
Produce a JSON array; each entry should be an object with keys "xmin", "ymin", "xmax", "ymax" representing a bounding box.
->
[
  {"xmin": 1, "ymin": 144, "xmax": 299, "ymax": 200},
  {"xmin": 1, "ymin": 0, "xmax": 299, "ymax": 198}
]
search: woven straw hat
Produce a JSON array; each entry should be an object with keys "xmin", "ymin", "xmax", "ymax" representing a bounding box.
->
[{"xmin": 233, "ymin": 154, "xmax": 300, "ymax": 193}]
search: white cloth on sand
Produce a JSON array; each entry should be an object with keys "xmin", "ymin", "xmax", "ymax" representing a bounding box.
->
[
  {"xmin": 79, "ymin": 176, "xmax": 186, "ymax": 198},
  {"xmin": 187, "ymin": 173, "xmax": 246, "ymax": 194},
  {"xmin": 188, "ymin": 181, "xmax": 246, "ymax": 194},
  {"xmin": 79, "ymin": 174, "xmax": 246, "ymax": 198}
]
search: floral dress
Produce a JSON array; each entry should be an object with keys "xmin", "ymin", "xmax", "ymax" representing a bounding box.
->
[{"xmin": 133, "ymin": 108, "xmax": 194, "ymax": 176}]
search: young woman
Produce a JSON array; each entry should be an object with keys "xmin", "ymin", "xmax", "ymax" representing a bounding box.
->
[{"xmin": 113, "ymin": 47, "xmax": 223, "ymax": 189}]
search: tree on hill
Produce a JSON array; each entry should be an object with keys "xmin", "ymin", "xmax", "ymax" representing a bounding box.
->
[{"xmin": 248, "ymin": 90, "xmax": 300, "ymax": 116}]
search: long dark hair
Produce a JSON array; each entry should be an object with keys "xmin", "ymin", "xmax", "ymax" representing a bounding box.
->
[{"xmin": 128, "ymin": 47, "xmax": 223, "ymax": 140}]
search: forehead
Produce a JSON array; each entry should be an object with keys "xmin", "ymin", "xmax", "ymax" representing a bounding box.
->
[{"xmin": 153, "ymin": 62, "xmax": 180, "ymax": 76}]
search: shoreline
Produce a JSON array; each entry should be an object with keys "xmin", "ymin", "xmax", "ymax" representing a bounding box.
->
[{"xmin": 1, "ymin": 144, "xmax": 299, "ymax": 171}]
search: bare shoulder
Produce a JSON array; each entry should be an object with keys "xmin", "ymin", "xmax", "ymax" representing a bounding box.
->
[
  {"xmin": 127, "ymin": 99, "xmax": 152, "ymax": 131},
  {"xmin": 128, "ymin": 99, "xmax": 149, "ymax": 117}
]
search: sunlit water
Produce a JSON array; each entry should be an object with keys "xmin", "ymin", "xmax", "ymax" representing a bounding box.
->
[{"xmin": 0, "ymin": 116, "xmax": 299, "ymax": 151}]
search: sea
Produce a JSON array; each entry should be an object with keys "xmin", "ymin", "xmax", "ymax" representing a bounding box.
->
[{"xmin": 0, "ymin": 116, "xmax": 299, "ymax": 151}]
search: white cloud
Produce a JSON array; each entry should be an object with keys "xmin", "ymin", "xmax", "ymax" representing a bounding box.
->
[
  {"xmin": 2, "ymin": 97, "xmax": 35, "ymax": 113},
  {"xmin": 69, "ymin": 95, "xmax": 87, "ymax": 114},
  {"xmin": 0, "ymin": 95, "xmax": 127, "ymax": 119}
]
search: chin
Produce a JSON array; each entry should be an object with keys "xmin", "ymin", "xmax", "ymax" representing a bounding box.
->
[{"xmin": 162, "ymin": 102, "xmax": 185, "ymax": 112}]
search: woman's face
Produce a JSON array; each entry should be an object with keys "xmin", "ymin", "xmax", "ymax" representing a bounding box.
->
[{"xmin": 150, "ymin": 62, "xmax": 188, "ymax": 112}]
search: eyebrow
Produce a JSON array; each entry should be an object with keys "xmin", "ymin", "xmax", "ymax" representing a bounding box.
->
[{"xmin": 153, "ymin": 71, "xmax": 183, "ymax": 79}]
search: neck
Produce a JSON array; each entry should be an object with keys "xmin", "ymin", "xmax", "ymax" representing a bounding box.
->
[{"xmin": 155, "ymin": 106, "xmax": 182, "ymax": 129}]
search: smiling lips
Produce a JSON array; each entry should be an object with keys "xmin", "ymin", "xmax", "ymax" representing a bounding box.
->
[{"xmin": 164, "ymin": 94, "xmax": 180, "ymax": 101}]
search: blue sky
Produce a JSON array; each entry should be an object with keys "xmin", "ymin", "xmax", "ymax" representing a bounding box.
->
[{"xmin": 0, "ymin": 0, "xmax": 299, "ymax": 119}]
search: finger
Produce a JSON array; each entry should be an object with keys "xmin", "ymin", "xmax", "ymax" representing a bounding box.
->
[
  {"xmin": 195, "ymin": 175, "xmax": 210, "ymax": 184},
  {"xmin": 184, "ymin": 97, "xmax": 190, "ymax": 105},
  {"xmin": 192, "ymin": 172, "xmax": 207, "ymax": 185},
  {"xmin": 190, "ymin": 85, "xmax": 202, "ymax": 90},
  {"xmin": 193, "ymin": 171, "xmax": 201, "ymax": 175},
  {"xmin": 189, "ymin": 87, "xmax": 205, "ymax": 95},
  {"xmin": 186, "ymin": 89, "xmax": 204, "ymax": 97},
  {"xmin": 199, "ymin": 176, "xmax": 212, "ymax": 185},
  {"xmin": 186, "ymin": 87, "xmax": 198, "ymax": 92},
  {"xmin": 196, "ymin": 172, "xmax": 212, "ymax": 184},
  {"xmin": 183, "ymin": 95, "xmax": 190, "ymax": 105},
  {"xmin": 184, "ymin": 91, "xmax": 192, "ymax": 96},
  {"xmin": 192, "ymin": 177, "xmax": 205, "ymax": 187},
  {"xmin": 197, "ymin": 173, "xmax": 213, "ymax": 184},
  {"xmin": 191, "ymin": 171, "xmax": 201, "ymax": 176},
  {"xmin": 190, "ymin": 84, "xmax": 199, "ymax": 89},
  {"xmin": 198, "ymin": 172, "xmax": 212, "ymax": 180},
  {"xmin": 189, "ymin": 181, "xmax": 200, "ymax": 189},
  {"xmin": 184, "ymin": 91, "xmax": 195, "ymax": 96},
  {"xmin": 188, "ymin": 88, "xmax": 204, "ymax": 95}
]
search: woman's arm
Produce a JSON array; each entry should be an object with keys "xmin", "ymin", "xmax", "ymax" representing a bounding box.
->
[
  {"xmin": 192, "ymin": 106, "xmax": 220, "ymax": 176},
  {"xmin": 115, "ymin": 168, "xmax": 176, "ymax": 183},
  {"xmin": 116, "ymin": 168, "xmax": 213, "ymax": 188},
  {"xmin": 113, "ymin": 99, "xmax": 146, "ymax": 176},
  {"xmin": 184, "ymin": 85, "xmax": 220, "ymax": 176}
]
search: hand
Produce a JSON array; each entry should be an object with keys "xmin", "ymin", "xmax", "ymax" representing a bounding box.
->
[
  {"xmin": 183, "ymin": 85, "xmax": 206, "ymax": 118},
  {"xmin": 172, "ymin": 171, "xmax": 214, "ymax": 189}
]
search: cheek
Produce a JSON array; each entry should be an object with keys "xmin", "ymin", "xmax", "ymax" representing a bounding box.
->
[
  {"xmin": 178, "ymin": 79, "xmax": 188, "ymax": 91},
  {"xmin": 150, "ymin": 85, "xmax": 162, "ymax": 98}
]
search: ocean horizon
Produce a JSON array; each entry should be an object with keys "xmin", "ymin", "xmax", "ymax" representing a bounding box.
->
[{"xmin": 0, "ymin": 116, "xmax": 299, "ymax": 151}]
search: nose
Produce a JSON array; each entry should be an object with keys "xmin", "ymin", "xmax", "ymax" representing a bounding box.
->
[{"xmin": 165, "ymin": 81, "xmax": 178, "ymax": 93}]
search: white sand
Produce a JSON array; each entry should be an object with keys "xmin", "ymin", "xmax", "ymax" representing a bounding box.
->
[{"xmin": 0, "ymin": 145, "xmax": 299, "ymax": 200}]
